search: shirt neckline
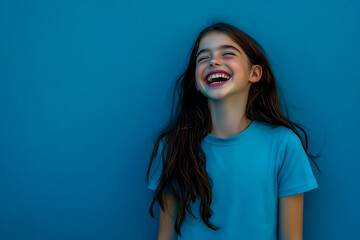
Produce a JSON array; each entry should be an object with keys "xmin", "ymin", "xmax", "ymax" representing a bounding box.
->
[{"xmin": 203, "ymin": 120, "xmax": 258, "ymax": 146}]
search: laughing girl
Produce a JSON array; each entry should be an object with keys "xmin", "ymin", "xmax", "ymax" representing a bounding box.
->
[{"xmin": 147, "ymin": 22, "xmax": 319, "ymax": 240}]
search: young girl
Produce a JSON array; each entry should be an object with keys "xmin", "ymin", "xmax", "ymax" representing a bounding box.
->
[{"xmin": 147, "ymin": 22, "xmax": 319, "ymax": 240}]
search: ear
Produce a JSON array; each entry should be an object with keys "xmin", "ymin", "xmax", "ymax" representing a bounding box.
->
[{"xmin": 249, "ymin": 65, "xmax": 262, "ymax": 83}]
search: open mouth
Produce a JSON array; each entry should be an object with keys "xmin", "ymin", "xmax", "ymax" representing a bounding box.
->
[{"xmin": 205, "ymin": 72, "xmax": 231, "ymax": 86}]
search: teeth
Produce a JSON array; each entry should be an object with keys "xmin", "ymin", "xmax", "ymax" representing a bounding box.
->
[{"xmin": 207, "ymin": 73, "xmax": 230, "ymax": 81}]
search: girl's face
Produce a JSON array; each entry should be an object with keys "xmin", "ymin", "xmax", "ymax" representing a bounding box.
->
[{"xmin": 195, "ymin": 32, "xmax": 261, "ymax": 102}]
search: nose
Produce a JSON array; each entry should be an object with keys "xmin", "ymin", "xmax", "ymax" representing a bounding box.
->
[{"xmin": 209, "ymin": 55, "xmax": 221, "ymax": 67}]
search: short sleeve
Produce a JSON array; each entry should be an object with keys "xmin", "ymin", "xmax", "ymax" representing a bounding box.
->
[
  {"xmin": 147, "ymin": 139, "xmax": 165, "ymax": 191},
  {"xmin": 278, "ymin": 132, "xmax": 318, "ymax": 198}
]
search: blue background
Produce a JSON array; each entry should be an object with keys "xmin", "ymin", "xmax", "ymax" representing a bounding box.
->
[{"xmin": 0, "ymin": 0, "xmax": 359, "ymax": 239}]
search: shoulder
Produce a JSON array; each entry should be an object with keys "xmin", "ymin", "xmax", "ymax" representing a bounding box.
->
[
  {"xmin": 253, "ymin": 121, "xmax": 306, "ymax": 157},
  {"xmin": 254, "ymin": 120, "xmax": 295, "ymax": 142},
  {"xmin": 147, "ymin": 137, "xmax": 167, "ymax": 191}
]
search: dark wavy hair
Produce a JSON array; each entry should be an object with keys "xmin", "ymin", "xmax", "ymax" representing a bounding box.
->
[{"xmin": 147, "ymin": 22, "xmax": 320, "ymax": 236}]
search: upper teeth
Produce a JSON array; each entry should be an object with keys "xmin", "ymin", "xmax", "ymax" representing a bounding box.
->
[{"xmin": 207, "ymin": 73, "xmax": 230, "ymax": 81}]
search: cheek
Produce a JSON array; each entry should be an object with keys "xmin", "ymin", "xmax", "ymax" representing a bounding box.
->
[
  {"xmin": 195, "ymin": 64, "xmax": 205, "ymax": 83},
  {"xmin": 228, "ymin": 60, "xmax": 250, "ymax": 76}
]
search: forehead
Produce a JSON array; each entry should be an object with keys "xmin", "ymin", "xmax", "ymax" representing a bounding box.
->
[{"xmin": 198, "ymin": 32, "xmax": 240, "ymax": 52}]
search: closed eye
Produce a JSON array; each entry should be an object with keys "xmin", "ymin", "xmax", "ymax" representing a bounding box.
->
[
  {"xmin": 197, "ymin": 56, "xmax": 208, "ymax": 62},
  {"xmin": 223, "ymin": 52, "xmax": 236, "ymax": 56}
]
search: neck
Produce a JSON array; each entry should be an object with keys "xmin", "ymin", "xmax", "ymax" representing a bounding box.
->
[{"xmin": 208, "ymin": 95, "xmax": 252, "ymax": 138}]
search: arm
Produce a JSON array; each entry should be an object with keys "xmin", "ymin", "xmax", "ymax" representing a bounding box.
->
[
  {"xmin": 279, "ymin": 193, "xmax": 304, "ymax": 240},
  {"xmin": 158, "ymin": 192, "xmax": 178, "ymax": 240}
]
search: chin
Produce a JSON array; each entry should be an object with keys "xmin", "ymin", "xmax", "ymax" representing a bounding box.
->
[{"xmin": 205, "ymin": 93, "xmax": 228, "ymax": 101}]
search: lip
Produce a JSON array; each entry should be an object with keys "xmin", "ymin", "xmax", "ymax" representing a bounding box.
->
[
  {"xmin": 204, "ymin": 80, "xmax": 229, "ymax": 88},
  {"xmin": 204, "ymin": 70, "xmax": 232, "ymax": 82}
]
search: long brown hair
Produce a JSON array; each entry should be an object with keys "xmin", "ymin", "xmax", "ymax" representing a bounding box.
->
[{"xmin": 147, "ymin": 22, "xmax": 320, "ymax": 236}]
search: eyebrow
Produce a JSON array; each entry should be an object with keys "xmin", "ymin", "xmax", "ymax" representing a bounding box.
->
[{"xmin": 196, "ymin": 45, "xmax": 241, "ymax": 57}]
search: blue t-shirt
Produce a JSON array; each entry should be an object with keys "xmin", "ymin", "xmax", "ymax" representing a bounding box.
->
[{"xmin": 147, "ymin": 120, "xmax": 318, "ymax": 240}]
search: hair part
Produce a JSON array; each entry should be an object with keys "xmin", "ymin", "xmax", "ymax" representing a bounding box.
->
[{"xmin": 147, "ymin": 22, "xmax": 320, "ymax": 236}]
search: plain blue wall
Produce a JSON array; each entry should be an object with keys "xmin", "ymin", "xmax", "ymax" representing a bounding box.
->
[{"xmin": 0, "ymin": 0, "xmax": 359, "ymax": 239}]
